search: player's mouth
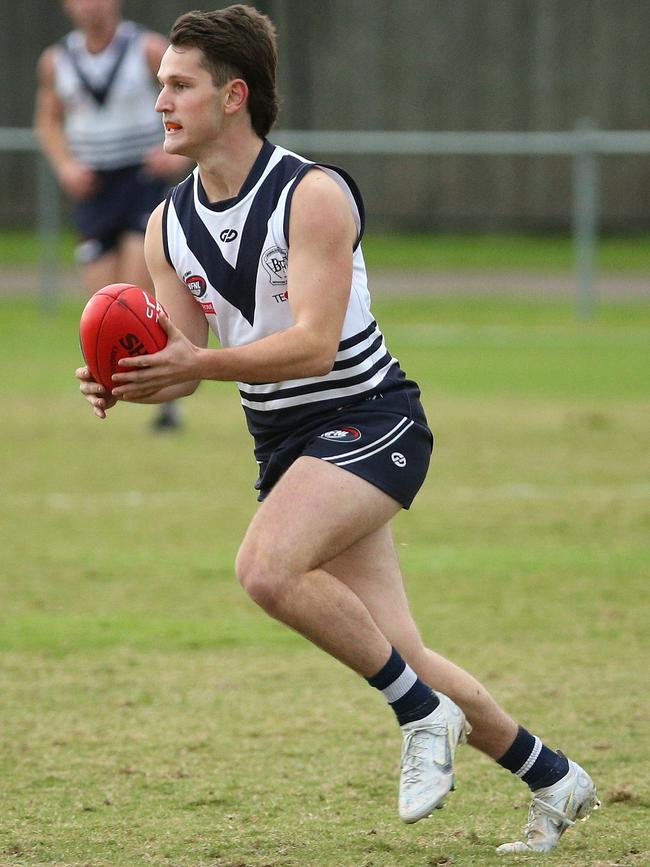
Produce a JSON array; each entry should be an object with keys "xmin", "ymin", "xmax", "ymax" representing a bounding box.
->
[{"xmin": 164, "ymin": 121, "xmax": 183, "ymax": 133}]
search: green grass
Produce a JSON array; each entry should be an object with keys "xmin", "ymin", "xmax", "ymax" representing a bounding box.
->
[
  {"xmin": 1, "ymin": 296, "xmax": 649, "ymax": 866},
  {"xmin": 2, "ymin": 228, "xmax": 650, "ymax": 271},
  {"xmin": 362, "ymin": 232, "xmax": 650, "ymax": 272}
]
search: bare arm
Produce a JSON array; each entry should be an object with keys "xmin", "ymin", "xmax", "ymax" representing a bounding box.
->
[
  {"xmin": 111, "ymin": 169, "xmax": 357, "ymax": 399},
  {"xmin": 139, "ymin": 200, "xmax": 209, "ymax": 399},
  {"xmin": 34, "ymin": 47, "xmax": 97, "ymax": 199},
  {"xmin": 198, "ymin": 169, "xmax": 356, "ymax": 381}
]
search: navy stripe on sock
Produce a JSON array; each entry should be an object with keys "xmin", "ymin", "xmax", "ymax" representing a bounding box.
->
[
  {"xmin": 366, "ymin": 647, "xmax": 439, "ymax": 726},
  {"xmin": 498, "ymin": 726, "xmax": 570, "ymax": 791},
  {"xmin": 393, "ymin": 688, "xmax": 439, "ymax": 725},
  {"xmin": 366, "ymin": 647, "xmax": 406, "ymax": 691},
  {"xmin": 522, "ymin": 748, "xmax": 569, "ymax": 790},
  {"xmin": 498, "ymin": 726, "xmax": 537, "ymax": 774}
]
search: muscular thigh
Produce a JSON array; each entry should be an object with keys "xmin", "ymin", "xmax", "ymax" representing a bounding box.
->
[{"xmin": 240, "ymin": 456, "xmax": 401, "ymax": 576}]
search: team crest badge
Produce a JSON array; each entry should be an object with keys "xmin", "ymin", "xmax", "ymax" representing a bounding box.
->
[{"xmin": 262, "ymin": 246, "xmax": 288, "ymax": 285}]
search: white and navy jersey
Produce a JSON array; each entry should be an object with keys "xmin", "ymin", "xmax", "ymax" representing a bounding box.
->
[
  {"xmin": 54, "ymin": 21, "xmax": 162, "ymax": 170},
  {"xmin": 162, "ymin": 140, "xmax": 403, "ymax": 439}
]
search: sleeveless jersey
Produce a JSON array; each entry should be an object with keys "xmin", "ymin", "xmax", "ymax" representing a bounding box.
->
[
  {"xmin": 162, "ymin": 140, "xmax": 403, "ymax": 439},
  {"xmin": 54, "ymin": 21, "xmax": 162, "ymax": 170}
]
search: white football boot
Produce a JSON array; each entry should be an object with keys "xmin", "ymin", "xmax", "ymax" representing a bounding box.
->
[
  {"xmin": 497, "ymin": 756, "xmax": 600, "ymax": 854},
  {"xmin": 398, "ymin": 692, "xmax": 470, "ymax": 823}
]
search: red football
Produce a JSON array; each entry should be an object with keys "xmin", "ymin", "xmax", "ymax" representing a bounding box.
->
[{"xmin": 79, "ymin": 283, "xmax": 168, "ymax": 392}]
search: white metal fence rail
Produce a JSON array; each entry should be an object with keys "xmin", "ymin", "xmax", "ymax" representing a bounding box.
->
[{"xmin": 2, "ymin": 120, "xmax": 649, "ymax": 316}]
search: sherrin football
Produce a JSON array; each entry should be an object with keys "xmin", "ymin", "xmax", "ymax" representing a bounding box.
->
[{"xmin": 79, "ymin": 283, "xmax": 167, "ymax": 392}]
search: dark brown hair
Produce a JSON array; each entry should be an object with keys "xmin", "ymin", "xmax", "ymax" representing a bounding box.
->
[{"xmin": 170, "ymin": 5, "xmax": 279, "ymax": 138}]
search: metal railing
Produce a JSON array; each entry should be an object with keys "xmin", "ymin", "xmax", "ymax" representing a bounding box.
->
[{"xmin": 2, "ymin": 120, "xmax": 650, "ymax": 316}]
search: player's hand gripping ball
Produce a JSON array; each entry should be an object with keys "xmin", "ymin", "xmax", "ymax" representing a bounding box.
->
[{"xmin": 79, "ymin": 284, "xmax": 168, "ymax": 392}]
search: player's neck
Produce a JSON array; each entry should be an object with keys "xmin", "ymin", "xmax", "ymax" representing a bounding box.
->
[
  {"xmin": 197, "ymin": 134, "xmax": 265, "ymax": 204},
  {"xmin": 82, "ymin": 18, "xmax": 121, "ymax": 54}
]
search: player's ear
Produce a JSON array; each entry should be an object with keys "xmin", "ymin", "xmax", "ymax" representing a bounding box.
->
[{"xmin": 224, "ymin": 79, "xmax": 248, "ymax": 114}]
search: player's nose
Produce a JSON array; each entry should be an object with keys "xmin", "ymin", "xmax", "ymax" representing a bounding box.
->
[{"xmin": 155, "ymin": 88, "xmax": 170, "ymax": 113}]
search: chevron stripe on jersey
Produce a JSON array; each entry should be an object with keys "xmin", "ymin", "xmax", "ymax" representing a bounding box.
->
[
  {"xmin": 167, "ymin": 142, "xmax": 303, "ymax": 325},
  {"xmin": 163, "ymin": 140, "xmax": 400, "ymax": 432}
]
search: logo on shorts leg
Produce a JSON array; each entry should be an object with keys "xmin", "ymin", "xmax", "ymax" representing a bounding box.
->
[
  {"xmin": 319, "ymin": 427, "xmax": 361, "ymax": 442},
  {"xmin": 391, "ymin": 452, "xmax": 407, "ymax": 467}
]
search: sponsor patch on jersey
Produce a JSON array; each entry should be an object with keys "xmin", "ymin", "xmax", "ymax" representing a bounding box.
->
[
  {"xmin": 319, "ymin": 427, "xmax": 362, "ymax": 442},
  {"xmin": 201, "ymin": 301, "xmax": 216, "ymax": 315},
  {"xmin": 184, "ymin": 273, "xmax": 207, "ymax": 297},
  {"xmin": 262, "ymin": 246, "xmax": 288, "ymax": 284}
]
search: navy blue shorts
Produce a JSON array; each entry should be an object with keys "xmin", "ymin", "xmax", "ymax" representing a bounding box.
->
[
  {"xmin": 73, "ymin": 164, "xmax": 168, "ymax": 263},
  {"xmin": 253, "ymin": 383, "xmax": 433, "ymax": 509}
]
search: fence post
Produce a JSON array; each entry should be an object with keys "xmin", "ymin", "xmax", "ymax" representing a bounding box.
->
[
  {"xmin": 572, "ymin": 118, "xmax": 598, "ymax": 320},
  {"xmin": 36, "ymin": 153, "xmax": 60, "ymax": 313}
]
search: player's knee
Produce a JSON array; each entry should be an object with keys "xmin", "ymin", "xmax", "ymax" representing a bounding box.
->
[{"xmin": 235, "ymin": 543, "xmax": 284, "ymax": 613}]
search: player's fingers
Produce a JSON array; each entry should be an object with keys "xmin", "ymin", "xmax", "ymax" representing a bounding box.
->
[
  {"xmin": 158, "ymin": 313, "xmax": 174, "ymax": 334},
  {"xmin": 79, "ymin": 380, "xmax": 108, "ymax": 396},
  {"xmin": 111, "ymin": 383, "xmax": 159, "ymax": 400},
  {"xmin": 116, "ymin": 385, "xmax": 158, "ymax": 398},
  {"xmin": 112, "ymin": 367, "xmax": 153, "ymax": 384},
  {"xmin": 116, "ymin": 354, "xmax": 157, "ymax": 369}
]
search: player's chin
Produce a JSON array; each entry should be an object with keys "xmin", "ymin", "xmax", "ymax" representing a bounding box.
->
[{"xmin": 163, "ymin": 135, "xmax": 188, "ymax": 156}]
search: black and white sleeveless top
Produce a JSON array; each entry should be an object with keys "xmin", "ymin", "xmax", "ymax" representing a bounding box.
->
[
  {"xmin": 54, "ymin": 21, "xmax": 162, "ymax": 170},
  {"xmin": 163, "ymin": 140, "xmax": 403, "ymax": 438}
]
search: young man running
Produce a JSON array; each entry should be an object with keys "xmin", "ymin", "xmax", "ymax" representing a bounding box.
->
[{"xmin": 76, "ymin": 4, "xmax": 599, "ymax": 853}]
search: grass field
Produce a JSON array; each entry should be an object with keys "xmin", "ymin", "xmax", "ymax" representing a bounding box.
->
[
  {"xmin": 1, "ymin": 294, "xmax": 649, "ymax": 866},
  {"xmin": 2, "ymin": 228, "xmax": 650, "ymax": 272}
]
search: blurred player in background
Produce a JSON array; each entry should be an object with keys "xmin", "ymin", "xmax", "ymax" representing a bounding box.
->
[
  {"xmin": 76, "ymin": 4, "xmax": 599, "ymax": 854},
  {"xmin": 35, "ymin": 0, "xmax": 189, "ymax": 430}
]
